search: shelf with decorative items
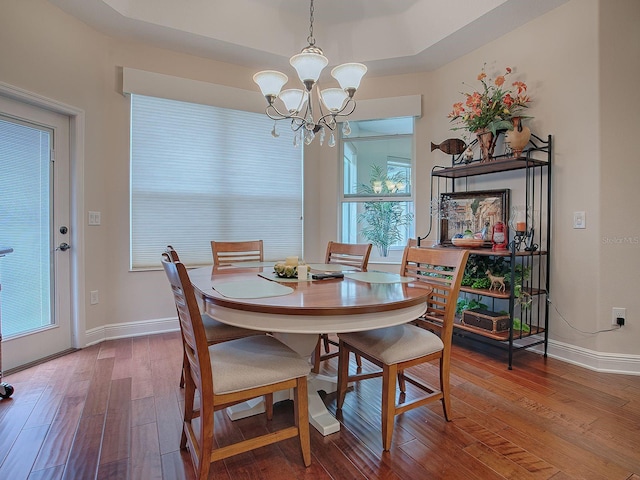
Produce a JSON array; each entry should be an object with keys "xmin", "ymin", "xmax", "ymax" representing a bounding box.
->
[{"xmin": 420, "ymin": 132, "xmax": 552, "ymax": 369}]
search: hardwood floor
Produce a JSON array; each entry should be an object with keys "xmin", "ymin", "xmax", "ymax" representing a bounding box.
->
[{"xmin": 1, "ymin": 331, "xmax": 639, "ymax": 479}]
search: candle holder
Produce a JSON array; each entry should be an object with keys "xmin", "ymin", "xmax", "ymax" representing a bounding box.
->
[{"xmin": 509, "ymin": 206, "xmax": 538, "ymax": 251}]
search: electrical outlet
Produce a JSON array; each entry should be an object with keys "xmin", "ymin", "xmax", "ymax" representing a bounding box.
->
[
  {"xmin": 90, "ymin": 290, "xmax": 99, "ymax": 305},
  {"xmin": 573, "ymin": 211, "xmax": 586, "ymax": 229},
  {"xmin": 612, "ymin": 307, "xmax": 626, "ymax": 326}
]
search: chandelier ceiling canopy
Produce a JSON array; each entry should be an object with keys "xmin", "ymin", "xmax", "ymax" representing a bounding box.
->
[{"xmin": 253, "ymin": 0, "xmax": 367, "ymax": 147}]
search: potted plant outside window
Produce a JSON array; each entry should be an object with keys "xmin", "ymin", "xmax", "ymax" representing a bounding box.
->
[{"xmin": 356, "ymin": 165, "xmax": 413, "ymax": 257}]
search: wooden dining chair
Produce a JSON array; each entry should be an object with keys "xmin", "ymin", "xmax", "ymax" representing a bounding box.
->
[
  {"xmin": 211, "ymin": 240, "xmax": 263, "ymax": 267},
  {"xmin": 163, "ymin": 246, "xmax": 262, "ymax": 388},
  {"xmin": 161, "ymin": 255, "xmax": 311, "ymax": 479},
  {"xmin": 324, "ymin": 241, "xmax": 372, "ymax": 271},
  {"xmin": 312, "ymin": 241, "xmax": 372, "ymax": 374},
  {"xmin": 336, "ymin": 246, "xmax": 469, "ymax": 450}
]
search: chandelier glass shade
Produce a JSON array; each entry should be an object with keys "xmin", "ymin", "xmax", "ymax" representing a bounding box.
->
[{"xmin": 253, "ymin": 0, "xmax": 367, "ymax": 147}]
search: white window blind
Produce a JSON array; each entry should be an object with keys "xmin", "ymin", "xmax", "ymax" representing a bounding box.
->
[
  {"xmin": 130, "ymin": 94, "xmax": 303, "ymax": 269},
  {"xmin": 0, "ymin": 116, "xmax": 52, "ymax": 335}
]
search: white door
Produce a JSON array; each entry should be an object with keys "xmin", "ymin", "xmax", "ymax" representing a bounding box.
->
[{"xmin": 0, "ymin": 95, "xmax": 72, "ymax": 371}]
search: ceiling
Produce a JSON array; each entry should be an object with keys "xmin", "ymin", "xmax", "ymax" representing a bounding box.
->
[{"xmin": 48, "ymin": 0, "xmax": 567, "ymax": 77}]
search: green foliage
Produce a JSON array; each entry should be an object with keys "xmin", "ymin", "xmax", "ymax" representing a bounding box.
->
[
  {"xmin": 470, "ymin": 198, "xmax": 481, "ymax": 216},
  {"xmin": 356, "ymin": 165, "xmax": 413, "ymax": 256},
  {"xmin": 503, "ymin": 263, "xmax": 531, "ymax": 286},
  {"xmin": 461, "ymin": 255, "xmax": 509, "ymax": 287},
  {"xmin": 461, "ymin": 255, "xmax": 531, "ymax": 292},
  {"xmin": 497, "ymin": 311, "xmax": 531, "ymax": 332},
  {"xmin": 461, "ymin": 255, "xmax": 534, "ymax": 316},
  {"xmin": 471, "ymin": 277, "xmax": 491, "ymax": 289},
  {"xmin": 512, "ymin": 318, "xmax": 531, "ymax": 332},
  {"xmin": 456, "ymin": 297, "xmax": 489, "ymax": 315}
]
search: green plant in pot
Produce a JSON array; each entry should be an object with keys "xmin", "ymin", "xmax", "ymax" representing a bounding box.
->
[{"xmin": 357, "ymin": 165, "xmax": 413, "ymax": 257}]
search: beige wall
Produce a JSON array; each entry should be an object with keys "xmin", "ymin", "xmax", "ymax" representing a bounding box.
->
[
  {"xmin": 597, "ymin": 0, "xmax": 640, "ymax": 353},
  {"xmin": 1, "ymin": 0, "xmax": 638, "ymax": 360}
]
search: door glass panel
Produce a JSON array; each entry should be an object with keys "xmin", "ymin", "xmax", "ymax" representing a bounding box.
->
[{"xmin": 0, "ymin": 117, "xmax": 53, "ymax": 337}]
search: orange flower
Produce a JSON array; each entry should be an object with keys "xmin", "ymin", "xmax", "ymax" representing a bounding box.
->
[
  {"xmin": 466, "ymin": 92, "xmax": 482, "ymax": 108},
  {"xmin": 506, "ymin": 67, "xmax": 512, "ymax": 73},
  {"xmin": 512, "ymin": 81, "xmax": 527, "ymax": 95},
  {"xmin": 503, "ymin": 93, "xmax": 514, "ymax": 107},
  {"xmin": 448, "ymin": 102, "xmax": 465, "ymax": 118},
  {"xmin": 477, "ymin": 72, "xmax": 487, "ymax": 81},
  {"xmin": 495, "ymin": 75, "xmax": 505, "ymax": 87}
]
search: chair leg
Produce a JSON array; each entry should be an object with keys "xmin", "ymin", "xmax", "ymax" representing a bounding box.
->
[
  {"xmin": 294, "ymin": 377, "xmax": 311, "ymax": 467},
  {"xmin": 265, "ymin": 393, "xmax": 274, "ymax": 420},
  {"xmin": 336, "ymin": 341, "xmax": 350, "ymax": 410},
  {"xmin": 322, "ymin": 334, "xmax": 331, "ymax": 353},
  {"xmin": 440, "ymin": 356, "xmax": 452, "ymax": 421},
  {"xmin": 381, "ymin": 363, "xmax": 397, "ymax": 451},
  {"xmin": 397, "ymin": 369, "xmax": 406, "ymax": 393},
  {"xmin": 355, "ymin": 353, "xmax": 362, "ymax": 369},
  {"xmin": 312, "ymin": 337, "xmax": 322, "ymax": 374},
  {"xmin": 181, "ymin": 369, "xmax": 196, "ymax": 450},
  {"xmin": 197, "ymin": 399, "xmax": 214, "ymax": 480}
]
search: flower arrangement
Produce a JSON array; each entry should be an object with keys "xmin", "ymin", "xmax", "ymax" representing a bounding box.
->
[{"xmin": 448, "ymin": 65, "xmax": 531, "ymax": 135}]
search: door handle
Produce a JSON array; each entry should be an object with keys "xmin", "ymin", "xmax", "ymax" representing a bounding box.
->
[{"xmin": 56, "ymin": 242, "xmax": 70, "ymax": 252}]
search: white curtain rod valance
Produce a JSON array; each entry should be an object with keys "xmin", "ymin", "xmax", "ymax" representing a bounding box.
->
[
  {"xmin": 122, "ymin": 67, "xmax": 265, "ymax": 114},
  {"xmin": 121, "ymin": 67, "xmax": 422, "ymax": 119}
]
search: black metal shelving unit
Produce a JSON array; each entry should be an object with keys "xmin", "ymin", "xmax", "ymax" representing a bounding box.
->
[{"xmin": 420, "ymin": 134, "xmax": 552, "ymax": 369}]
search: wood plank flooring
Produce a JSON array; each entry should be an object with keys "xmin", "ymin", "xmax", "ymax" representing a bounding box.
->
[{"xmin": 1, "ymin": 331, "xmax": 639, "ymax": 479}]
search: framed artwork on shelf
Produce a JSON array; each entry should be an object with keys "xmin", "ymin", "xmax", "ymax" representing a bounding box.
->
[{"xmin": 439, "ymin": 189, "xmax": 510, "ymax": 247}]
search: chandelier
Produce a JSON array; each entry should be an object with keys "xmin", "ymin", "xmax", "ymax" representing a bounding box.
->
[{"xmin": 253, "ymin": 0, "xmax": 367, "ymax": 147}]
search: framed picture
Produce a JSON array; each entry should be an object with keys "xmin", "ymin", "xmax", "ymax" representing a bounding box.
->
[{"xmin": 439, "ymin": 189, "xmax": 510, "ymax": 247}]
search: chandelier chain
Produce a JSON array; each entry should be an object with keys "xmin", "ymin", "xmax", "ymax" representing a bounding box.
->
[{"xmin": 307, "ymin": 0, "xmax": 315, "ymax": 46}]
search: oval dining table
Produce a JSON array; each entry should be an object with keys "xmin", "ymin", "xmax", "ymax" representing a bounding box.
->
[{"xmin": 189, "ymin": 264, "xmax": 432, "ymax": 436}]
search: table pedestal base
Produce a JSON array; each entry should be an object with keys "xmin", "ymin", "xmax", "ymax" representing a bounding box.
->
[
  {"xmin": 225, "ymin": 372, "xmax": 340, "ymax": 435},
  {"xmin": 225, "ymin": 332, "xmax": 343, "ymax": 435},
  {"xmin": 203, "ymin": 302, "xmax": 427, "ymax": 437},
  {"xmin": 226, "ymin": 396, "xmax": 267, "ymax": 420},
  {"xmin": 307, "ymin": 373, "xmax": 341, "ymax": 435}
]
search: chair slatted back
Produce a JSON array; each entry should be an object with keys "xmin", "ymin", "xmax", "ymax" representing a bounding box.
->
[
  {"xmin": 400, "ymin": 246, "xmax": 469, "ymax": 340},
  {"xmin": 164, "ymin": 245, "xmax": 180, "ymax": 262},
  {"xmin": 211, "ymin": 240, "xmax": 264, "ymax": 267},
  {"xmin": 161, "ymin": 256, "xmax": 212, "ymax": 394},
  {"xmin": 325, "ymin": 241, "xmax": 372, "ymax": 272}
]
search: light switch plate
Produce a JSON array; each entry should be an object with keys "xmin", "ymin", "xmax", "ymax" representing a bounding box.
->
[
  {"xmin": 573, "ymin": 211, "xmax": 585, "ymax": 229},
  {"xmin": 88, "ymin": 211, "xmax": 101, "ymax": 226}
]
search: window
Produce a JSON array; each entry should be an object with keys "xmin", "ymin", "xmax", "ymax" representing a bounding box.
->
[
  {"xmin": 130, "ymin": 95, "xmax": 303, "ymax": 269},
  {"xmin": 340, "ymin": 117, "xmax": 415, "ymax": 261}
]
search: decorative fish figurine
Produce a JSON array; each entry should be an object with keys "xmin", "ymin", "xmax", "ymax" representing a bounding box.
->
[{"xmin": 430, "ymin": 138, "xmax": 467, "ymax": 155}]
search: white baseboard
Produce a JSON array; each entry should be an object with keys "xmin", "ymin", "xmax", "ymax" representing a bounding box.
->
[
  {"xmin": 529, "ymin": 339, "xmax": 640, "ymax": 375},
  {"xmin": 84, "ymin": 318, "xmax": 640, "ymax": 376},
  {"xmin": 85, "ymin": 316, "xmax": 179, "ymax": 346}
]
